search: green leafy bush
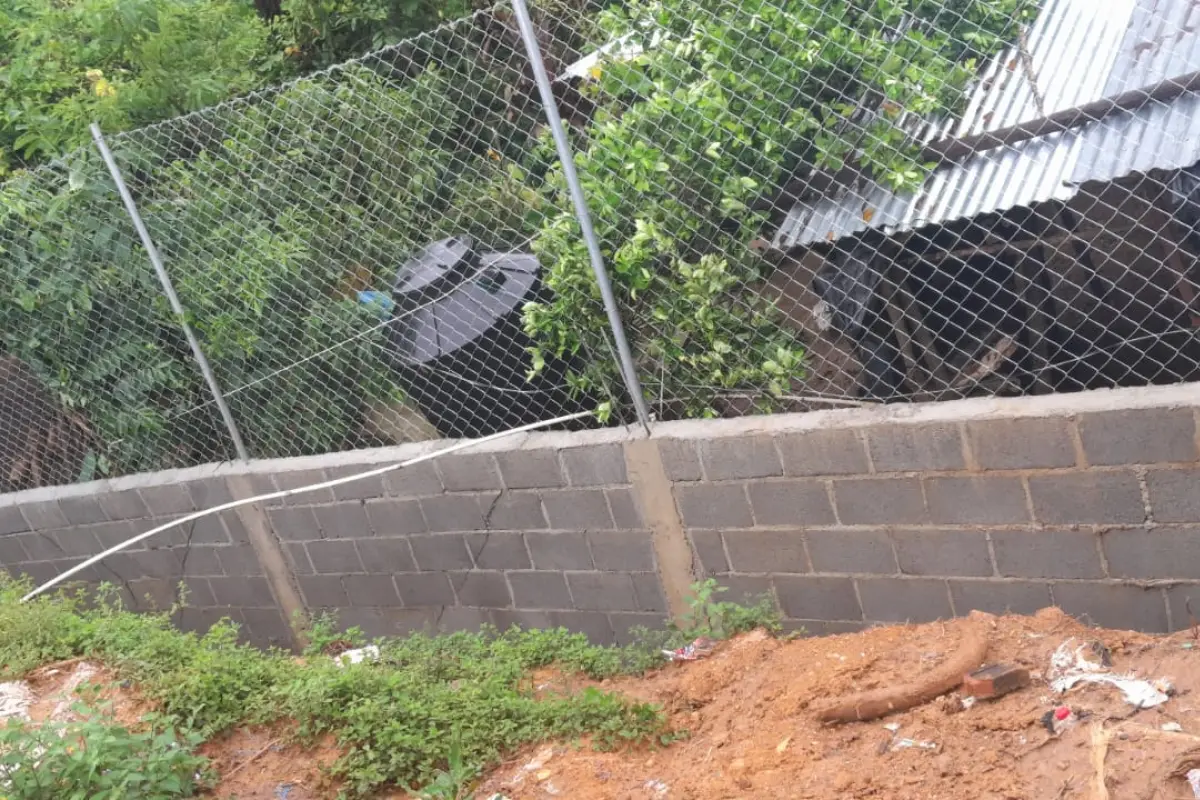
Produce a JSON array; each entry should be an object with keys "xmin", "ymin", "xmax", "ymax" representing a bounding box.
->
[
  {"xmin": 0, "ymin": 706, "xmax": 208, "ymax": 799},
  {"xmin": 525, "ymin": 0, "xmax": 1031, "ymax": 418},
  {"xmin": 0, "ymin": 0, "xmax": 286, "ymax": 175},
  {"xmin": 0, "ymin": 9, "xmax": 585, "ymax": 481},
  {"xmin": 0, "ymin": 53, "xmax": 534, "ymax": 476},
  {"xmin": 280, "ymin": 0, "xmax": 475, "ymax": 69},
  {"xmin": 0, "ymin": 578, "xmax": 682, "ymax": 797}
]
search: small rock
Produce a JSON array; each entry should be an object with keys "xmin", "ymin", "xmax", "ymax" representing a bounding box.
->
[
  {"xmin": 730, "ymin": 758, "xmax": 746, "ymax": 773},
  {"xmin": 776, "ymin": 736, "xmax": 791, "ymax": 754},
  {"xmin": 644, "ymin": 779, "xmax": 669, "ymax": 799}
]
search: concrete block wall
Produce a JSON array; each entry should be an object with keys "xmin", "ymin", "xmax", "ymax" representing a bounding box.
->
[
  {"xmin": 0, "ymin": 478, "xmax": 291, "ymax": 646},
  {"xmin": 3, "ymin": 382, "xmax": 1200, "ymax": 647},
  {"xmin": 265, "ymin": 444, "xmax": 666, "ymax": 646},
  {"xmin": 663, "ymin": 394, "xmax": 1200, "ymax": 635}
]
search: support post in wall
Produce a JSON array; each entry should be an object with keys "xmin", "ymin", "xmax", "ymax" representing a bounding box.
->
[
  {"xmin": 508, "ymin": 0, "xmax": 653, "ymax": 435},
  {"xmin": 624, "ymin": 439, "xmax": 698, "ymax": 621},
  {"xmin": 90, "ymin": 123, "xmax": 251, "ymax": 462}
]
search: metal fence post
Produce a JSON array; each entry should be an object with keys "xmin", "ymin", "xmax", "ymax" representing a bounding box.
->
[
  {"xmin": 90, "ymin": 123, "xmax": 252, "ymax": 462},
  {"xmin": 509, "ymin": 0, "xmax": 653, "ymax": 434}
]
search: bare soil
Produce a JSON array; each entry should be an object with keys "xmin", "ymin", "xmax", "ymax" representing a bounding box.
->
[
  {"xmin": 479, "ymin": 608, "xmax": 1200, "ymax": 800},
  {"xmin": 20, "ymin": 608, "xmax": 1200, "ymax": 799}
]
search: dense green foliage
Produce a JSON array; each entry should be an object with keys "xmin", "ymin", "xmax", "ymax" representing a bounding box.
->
[
  {"xmin": 0, "ymin": 577, "xmax": 778, "ymax": 797},
  {"xmin": 0, "ymin": 21, "xmax": 556, "ymax": 478},
  {"xmin": 524, "ymin": 0, "xmax": 1032, "ymax": 417},
  {"xmin": 0, "ymin": 708, "xmax": 209, "ymax": 799},
  {"xmin": 0, "ymin": 0, "xmax": 1031, "ymax": 483},
  {"xmin": 0, "ymin": 0, "xmax": 284, "ymax": 175},
  {"xmin": 0, "ymin": 0, "xmax": 495, "ymax": 175},
  {"xmin": 281, "ymin": 0, "xmax": 475, "ymax": 68}
]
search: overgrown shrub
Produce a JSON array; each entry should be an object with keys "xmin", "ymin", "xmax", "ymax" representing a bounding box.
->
[
  {"xmin": 524, "ymin": 0, "xmax": 1032, "ymax": 418},
  {"xmin": 0, "ymin": 8, "xmax": 588, "ymax": 481},
  {"xmin": 0, "ymin": 46, "xmax": 547, "ymax": 478},
  {"xmin": 0, "ymin": 0, "xmax": 286, "ymax": 175}
]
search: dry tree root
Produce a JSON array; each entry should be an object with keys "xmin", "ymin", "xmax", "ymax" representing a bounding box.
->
[
  {"xmin": 1090, "ymin": 723, "xmax": 1111, "ymax": 800},
  {"xmin": 812, "ymin": 611, "xmax": 992, "ymax": 725}
]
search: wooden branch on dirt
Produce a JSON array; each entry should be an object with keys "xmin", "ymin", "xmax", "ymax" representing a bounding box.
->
[
  {"xmin": 811, "ymin": 611, "xmax": 992, "ymax": 724},
  {"xmin": 224, "ymin": 739, "xmax": 281, "ymax": 780},
  {"xmin": 1091, "ymin": 723, "xmax": 1111, "ymax": 800}
]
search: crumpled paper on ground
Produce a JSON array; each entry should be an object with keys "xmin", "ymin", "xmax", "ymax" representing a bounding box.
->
[{"xmin": 1048, "ymin": 638, "xmax": 1171, "ymax": 708}]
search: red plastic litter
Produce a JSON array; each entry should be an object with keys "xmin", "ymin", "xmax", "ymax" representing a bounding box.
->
[{"xmin": 662, "ymin": 637, "xmax": 716, "ymax": 662}]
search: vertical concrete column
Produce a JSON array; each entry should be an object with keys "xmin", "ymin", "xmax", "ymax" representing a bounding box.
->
[
  {"xmin": 623, "ymin": 439, "xmax": 698, "ymax": 620},
  {"xmin": 226, "ymin": 475, "xmax": 308, "ymax": 649}
]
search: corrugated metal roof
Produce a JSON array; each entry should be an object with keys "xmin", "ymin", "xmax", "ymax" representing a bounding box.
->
[
  {"xmin": 1069, "ymin": 0, "xmax": 1200, "ymax": 185},
  {"xmin": 772, "ymin": 0, "xmax": 1200, "ymax": 249}
]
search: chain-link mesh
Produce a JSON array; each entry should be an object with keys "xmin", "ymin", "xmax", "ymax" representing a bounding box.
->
[
  {"xmin": 0, "ymin": 158, "xmax": 238, "ymax": 491},
  {"xmin": 2, "ymin": 4, "xmax": 626, "ymax": 491},
  {"xmin": 5, "ymin": 0, "xmax": 1200, "ymax": 492},
  {"xmin": 539, "ymin": 0, "xmax": 1200, "ymax": 418}
]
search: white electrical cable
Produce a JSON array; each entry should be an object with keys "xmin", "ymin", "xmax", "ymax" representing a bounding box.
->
[{"xmin": 21, "ymin": 409, "xmax": 595, "ymax": 603}]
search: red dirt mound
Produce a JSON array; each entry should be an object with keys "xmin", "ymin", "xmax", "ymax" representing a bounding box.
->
[{"xmin": 478, "ymin": 608, "xmax": 1200, "ymax": 800}]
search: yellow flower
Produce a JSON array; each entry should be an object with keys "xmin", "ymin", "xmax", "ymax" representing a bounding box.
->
[
  {"xmin": 588, "ymin": 65, "xmax": 603, "ymax": 80},
  {"xmin": 93, "ymin": 78, "xmax": 116, "ymax": 98},
  {"xmin": 85, "ymin": 68, "xmax": 104, "ymax": 81},
  {"xmin": 486, "ymin": 148, "xmax": 501, "ymax": 162},
  {"xmin": 284, "ymin": 45, "xmax": 300, "ymax": 57}
]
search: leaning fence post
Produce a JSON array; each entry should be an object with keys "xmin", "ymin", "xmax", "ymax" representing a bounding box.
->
[
  {"xmin": 509, "ymin": 0, "xmax": 653, "ymax": 434},
  {"xmin": 90, "ymin": 123, "xmax": 251, "ymax": 462}
]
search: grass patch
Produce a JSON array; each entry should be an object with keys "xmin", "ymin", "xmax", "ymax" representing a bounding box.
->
[{"xmin": 0, "ymin": 577, "xmax": 777, "ymax": 798}]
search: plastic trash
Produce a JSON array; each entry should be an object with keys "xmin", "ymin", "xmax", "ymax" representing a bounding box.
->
[
  {"xmin": 1048, "ymin": 638, "xmax": 1171, "ymax": 709},
  {"xmin": 356, "ymin": 290, "xmax": 395, "ymax": 318},
  {"xmin": 1188, "ymin": 768, "xmax": 1200, "ymax": 799},
  {"xmin": 892, "ymin": 738, "xmax": 938, "ymax": 751},
  {"xmin": 333, "ymin": 645, "xmax": 380, "ymax": 668},
  {"xmin": 1040, "ymin": 705, "xmax": 1080, "ymax": 735},
  {"xmin": 501, "ymin": 744, "xmax": 555, "ymax": 790},
  {"xmin": 0, "ymin": 682, "xmax": 33, "ymax": 722},
  {"xmin": 662, "ymin": 637, "xmax": 716, "ymax": 662},
  {"xmin": 644, "ymin": 779, "xmax": 669, "ymax": 798}
]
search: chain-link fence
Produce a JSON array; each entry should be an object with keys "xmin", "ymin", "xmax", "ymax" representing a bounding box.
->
[{"xmin": 5, "ymin": 0, "xmax": 1200, "ymax": 492}]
